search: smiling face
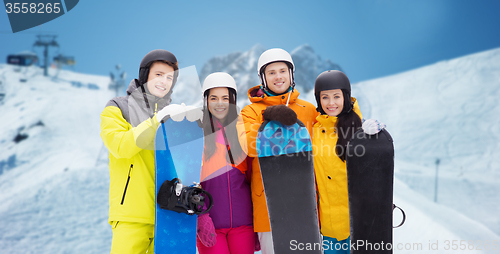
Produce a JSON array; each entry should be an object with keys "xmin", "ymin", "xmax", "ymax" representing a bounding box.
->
[
  {"xmin": 146, "ymin": 61, "xmax": 175, "ymax": 98},
  {"xmin": 208, "ymin": 87, "xmax": 230, "ymax": 121},
  {"xmin": 264, "ymin": 62, "xmax": 291, "ymax": 94},
  {"xmin": 320, "ymin": 89, "xmax": 344, "ymax": 116}
]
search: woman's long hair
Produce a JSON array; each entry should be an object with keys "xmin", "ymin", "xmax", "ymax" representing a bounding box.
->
[
  {"xmin": 335, "ymin": 89, "xmax": 362, "ymax": 162},
  {"xmin": 202, "ymin": 88, "xmax": 244, "ymax": 164}
]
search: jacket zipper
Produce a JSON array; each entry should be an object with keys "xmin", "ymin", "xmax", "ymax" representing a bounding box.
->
[
  {"xmin": 221, "ymin": 126, "xmax": 234, "ymax": 228},
  {"xmin": 121, "ymin": 164, "xmax": 133, "ymax": 205},
  {"xmin": 227, "ymin": 163, "xmax": 233, "ymax": 228}
]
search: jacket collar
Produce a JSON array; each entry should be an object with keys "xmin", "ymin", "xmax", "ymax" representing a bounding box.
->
[
  {"xmin": 247, "ymin": 85, "xmax": 300, "ymax": 106},
  {"xmin": 127, "ymin": 79, "xmax": 170, "ymax": 110},
  {"xmin": 316, "ymin": 114, "xmax": 338, "ymax": 129}
]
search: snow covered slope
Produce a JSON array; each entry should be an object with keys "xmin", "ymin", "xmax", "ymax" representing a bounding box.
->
[
  {"xmin": 0, "ymin": 65, "xmax": 114, "ymax": 253},
  {"xmin": 393, "ymin": 178, "xmax": 499, "ymax": 253},
  {"xmin": 304, "ymin": 47, "xmax": 500, "ymax": 237}
]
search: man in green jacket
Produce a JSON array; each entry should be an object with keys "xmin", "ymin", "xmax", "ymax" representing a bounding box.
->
[{"xmin": 100, "ymin": 49, "xmax": 188, "ymax": 253}]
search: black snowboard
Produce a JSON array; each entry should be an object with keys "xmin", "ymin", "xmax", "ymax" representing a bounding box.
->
[
  {"xmin": 346, "ymin": 129, "xmax": 394, "ymax": 254},
  {"xmin": 257, "ymin": 120, "xmax": 322, "ymax": 253}
]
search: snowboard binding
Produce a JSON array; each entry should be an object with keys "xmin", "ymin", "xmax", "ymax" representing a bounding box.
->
[{"xmin": 157, "ymin": 178, "xmax": 213, "ymax": 215}]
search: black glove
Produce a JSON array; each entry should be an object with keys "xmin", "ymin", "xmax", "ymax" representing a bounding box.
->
[{"xmin": 263, "ymin": 105, "xmax": 297, "ymax": 126}]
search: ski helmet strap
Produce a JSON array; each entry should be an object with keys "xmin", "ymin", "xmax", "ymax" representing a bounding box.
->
[
  {"xmin": 230, "ymin": 88, "xmax": 237, "ymax": 104},
  {"xmin": 138, "ymin": 83, "xmax": 155, "ymax": 118},
  {"xmin": 209, "ymin": 114, "xmax": 216, "ymax": 134},
  {"xmin": 260, "ymin": 72, "xmax": 267, "ymax": 90},
  {"xmin": 260, "ymin": 62, "xmax": 295, "ymax": 93},
  {"xmin": 285, "ymin": 90, "xmax": 292, "ymax": 107},
  {"xmin": 344, "ymin": 100, "xmax": 353, "ymax": 114}
]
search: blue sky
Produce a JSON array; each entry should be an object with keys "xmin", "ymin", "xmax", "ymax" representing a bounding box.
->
[{"xmin": 1, "ymin": 0, "xmax": 500, "ymax": 83}]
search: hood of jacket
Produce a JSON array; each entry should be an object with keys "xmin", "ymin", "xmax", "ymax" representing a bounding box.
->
[{"xmin": 126, "ymin": 79, "xmax": 170, "ymax": 127}]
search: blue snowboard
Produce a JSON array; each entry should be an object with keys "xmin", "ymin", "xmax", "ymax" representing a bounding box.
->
[
  {"xmin": 257, "ymin": 120, "xmax": 322, "ymax": 253},
  {"xmin": 154, "ymin": 117, "xmax": 203, "ymax": 254}
]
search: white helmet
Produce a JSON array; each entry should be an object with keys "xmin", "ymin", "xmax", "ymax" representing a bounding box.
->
[
  {"xmin": 257, "ymin": 48, "xmax": 295, "ymax": 89},
  {"xmin": 257, "ymin": 48, "xmax": 295, "ymax": 75},
  {"xmin": 202, "ymin": 72, "xmax": 237, "ymax": 94}
]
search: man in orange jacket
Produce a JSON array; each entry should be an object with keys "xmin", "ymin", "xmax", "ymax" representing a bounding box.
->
[{"xmin": 238, "ymin": 48, "xmax": 318, "ymax": 254}]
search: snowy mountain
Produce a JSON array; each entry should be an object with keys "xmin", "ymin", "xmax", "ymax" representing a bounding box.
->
[
  {"xmin": 291, "ymin": 44, "xmax": 342, "ymax": 93},
  {"xmin": 1, "ymin": 46, "xmax": 499, "ymax": 253},
  {"xmin": 199, "ymin": 44, "xmax": 264, "ymax": 103},
  {"xmin": 197, "ymin": 44, "xmax": 341, "ymax": 106}
]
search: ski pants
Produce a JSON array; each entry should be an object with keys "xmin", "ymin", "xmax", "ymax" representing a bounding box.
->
[
  {"xmin": 110, "ymin": 221, "xmax": 154, "ymax": 254},
  {"xmin": 322, "ymin": 235, "xmax": 350, "ymax": 254},
  {"xmin": 197, "ymin": 225, "xmax": 255, "ymax": 254}
]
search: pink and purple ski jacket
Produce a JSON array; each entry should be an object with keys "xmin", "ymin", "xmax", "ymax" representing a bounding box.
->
[{"xmin": 200, "ymin": 124, "xmax": 253, "ymax": 229}]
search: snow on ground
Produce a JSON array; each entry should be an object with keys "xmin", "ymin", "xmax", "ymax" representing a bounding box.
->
[
  {"xmin": 393, "ymin": 175, "xmax": 499, "ymax": 253},
  {"xmin": 303, "ymin": 46, "xmax": 500, "ymax": 237},
  {"xmin": 0, "ymin": 65, "xmax": 113, "ymax": 253},
  {"xmin": 360, "ymin": 47, "xmax": 500, "ymax": 237},
  {"xmin": 0, "ymin": 164, "xmax": 111, "ymax": 253}
]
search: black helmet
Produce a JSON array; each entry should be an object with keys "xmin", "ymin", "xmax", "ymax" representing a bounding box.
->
[
  {"xmin": 138, "ymin": 49, "xmax": 178, "ymax": 86},
  {"xmin": 314, "ymin": 70, "xmax": 352, "ymax": 115}
]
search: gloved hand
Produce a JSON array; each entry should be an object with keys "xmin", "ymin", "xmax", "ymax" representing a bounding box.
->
[
  {"xmin": 263, "ymin": 104, "xmax": 297, "ymax": 126},
  {"xmin": 197, "ymin": 213, "xmax": 217, "ymax": 247},
  {"xmin": 184, "ymin": 105, "xmax": 203, "ymax": 122},
  {"xmin": 362, "ymin": 119, "xmax": 386, "ymax": 135},
  {"xmin": 156, "ymin": 103, "xmax": 186, "ymax": 123}
]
